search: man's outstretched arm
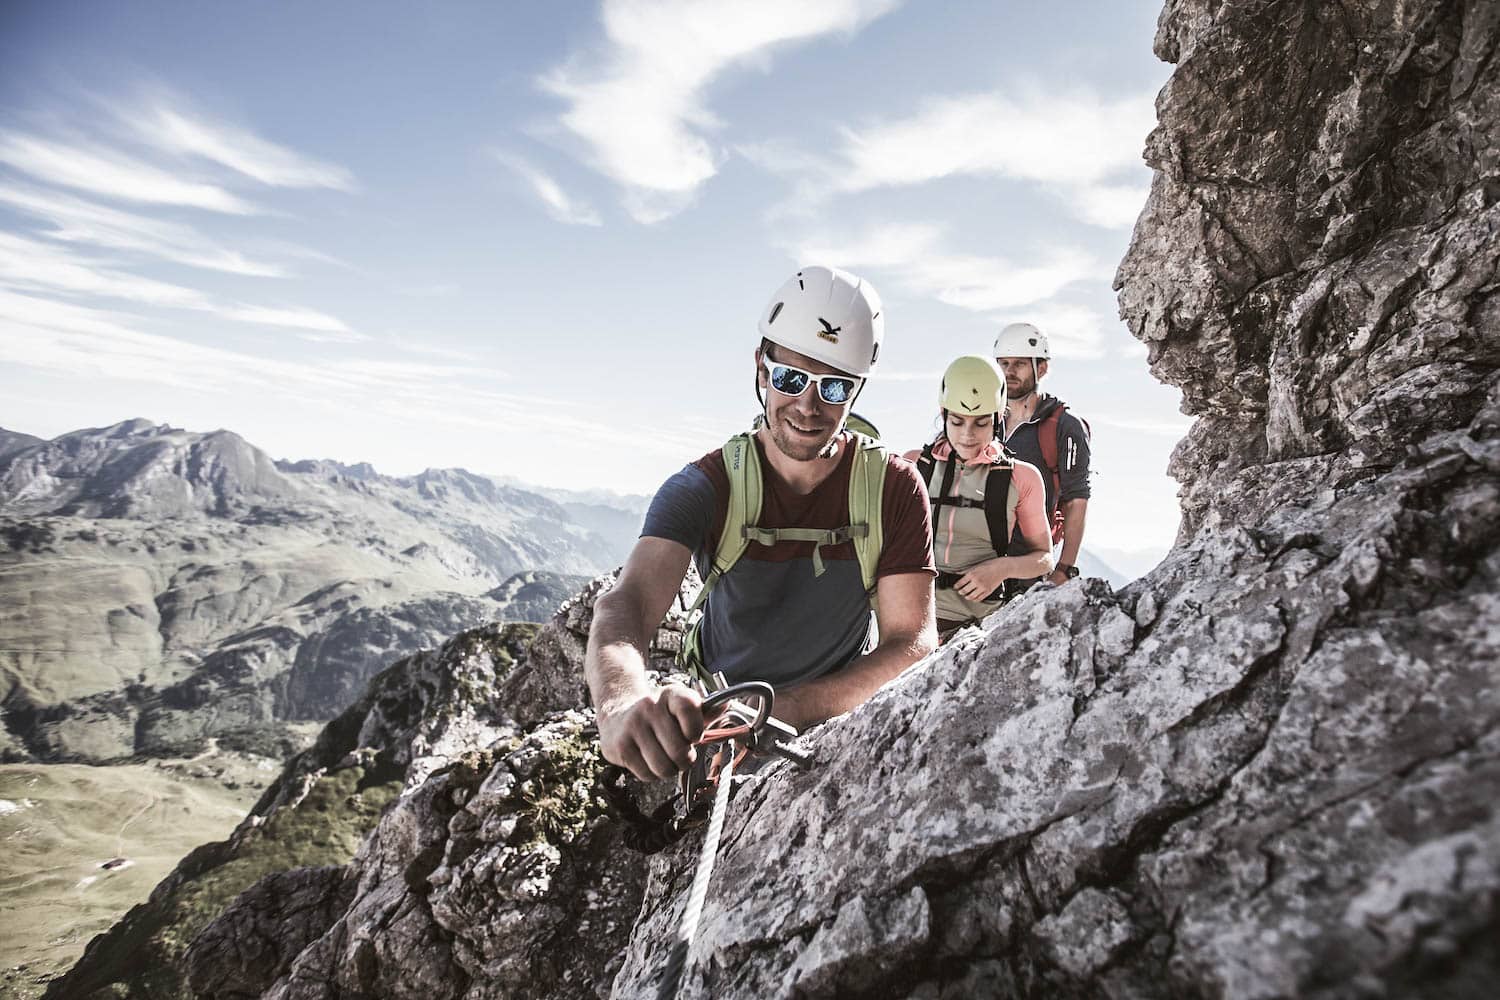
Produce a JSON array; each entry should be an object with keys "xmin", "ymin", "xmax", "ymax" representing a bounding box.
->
[
  {"xmin": 585, "ymin": 536, "xmax": 704, "ymax": 782},
  {"xmin": 772, "ymin": 571, "xmax": 938, "ymax": 731}
]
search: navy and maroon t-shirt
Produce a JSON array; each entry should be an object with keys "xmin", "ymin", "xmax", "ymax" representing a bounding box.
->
[{"xmin": 642, "ymin": 433, "xmax": 934, "ymax": 688}]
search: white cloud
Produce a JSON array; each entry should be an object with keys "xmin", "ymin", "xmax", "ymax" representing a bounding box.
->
[
  {"xmin": 540, "ymin": 0, "xmax": 900, "ymax": 223},
  {"xmin": 0, "ymin": 233, "xmax": 353, "ymax": 336},
  {"xmin": 759, "ymin": 85, "xmax": 1156, "ymax": 229},
  {"xmin": 0, "ymin": 231, "xmax": 212, "ymax": 309},
  {"xmin": 789, "ymin": 222, "xmax": 1102, "ymax": 314},
  {"xmin": 0, "ymin": 289, "xmax": 705, "ymax": 460},
  {"xmin": 493, "ymin": 152, "xmax": 602, "ymax": 226},
  {"xmin": 0, "ymin": 183, "xmax": 290, "ymax": 277},
  {"xmin": 833, "ymin": 87, "xmax": 1153, "ymax": 192},
  {"xmin": 0, "ymin": 131, "xmax": 256, "ymax": 214},
  {"xmin": 1072, "ymin": 182, "xmax": 1151, "ymax": 230},
  {"xmin": 217, "ymin": 305, "xmax": 358, "ymax": 337},
  {"xmin": 1088, "ymin": 411, "xmax": 1194, "ymax": 436},
  {"xmin": 134, "ymin": 105, "xmax": 356, "ymax": 191},
  {"xmin": 999, "ymin": 301, "xmax": 1112, "ymax": 361}
]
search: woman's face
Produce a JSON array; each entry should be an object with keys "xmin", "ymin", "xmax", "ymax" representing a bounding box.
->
[{"xmin": 945, "ymin": 411, "xmax": 994, "ymax": 461}]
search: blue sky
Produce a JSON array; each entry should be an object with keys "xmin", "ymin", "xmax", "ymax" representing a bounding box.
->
[{"xmin": 0, "ymin": 0, "xmax": 1188, "ymax": 565}]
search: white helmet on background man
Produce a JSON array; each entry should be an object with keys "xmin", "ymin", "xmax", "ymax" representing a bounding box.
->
[
  {"xmin": 993, "ymin": 322, "xmax": 1050, "ymax": 360},
  {"xmin": 759, "ymin": 266, "xmax": 883, "ymax": 376}
]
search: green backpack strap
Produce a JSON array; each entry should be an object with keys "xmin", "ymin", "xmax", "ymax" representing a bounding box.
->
[
  {"xmin": 681, "ymin": 429, "xmax": 889, "ymax": 681},
  {"xmin": 846, "ymin": 431, "xmax": 886, "ymax": 601},
  {"xmin": 682, "ymin": 433, "xmax": 759, "ymax": 686},
  {"xmin": 691, "ymin": 432, "xmax": 760, "ymax": 614}
]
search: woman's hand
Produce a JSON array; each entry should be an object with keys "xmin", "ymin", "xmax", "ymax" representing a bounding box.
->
[{"xmin": 954, "ymin": 558, "xmax": 1009, "ymax": 602}]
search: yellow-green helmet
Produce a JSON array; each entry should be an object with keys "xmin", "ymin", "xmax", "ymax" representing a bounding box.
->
[{"xmin": 940, "ymin": 355, "xmax": 1006, "ymax": 415}]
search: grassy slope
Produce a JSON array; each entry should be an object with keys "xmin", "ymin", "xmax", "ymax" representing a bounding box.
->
[
  {"xmin": 0, "ymin": 760, "xmax": 267, "ymax": 999},
  {"xmin": 46, "ymin": 764, "xmax": 401, "ymax": 1000},
  {"xmin": 24, "ymin": 621, "xmax": 536, "ymax": 1000}
]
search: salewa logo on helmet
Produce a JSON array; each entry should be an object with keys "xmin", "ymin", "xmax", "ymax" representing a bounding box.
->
[
  {"xmin": 816, "ymin": 318, "xmax": 841, "ymax": 344},
  {"xmin": 959, "ymin": 388, "xmax": 981, "ymax": 412}
]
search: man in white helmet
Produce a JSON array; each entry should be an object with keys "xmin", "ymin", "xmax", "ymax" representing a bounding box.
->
[
  {"xmin": 994, "ymin": 322, "xmax": 1093, "ymax": 588},
  {"xmin": 585, "ymin": 266, "xmax": 937, "ymax": 782}
]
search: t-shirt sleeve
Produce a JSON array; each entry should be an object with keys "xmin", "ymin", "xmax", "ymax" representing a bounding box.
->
[
  {"xmin": 640, "ymin": 463, "xmax": 717, "ymax": 553},
  {"xmin": 876, "ymin": 454, "xmax": 936, "ymax": 578},
  {"xmin": 1057, "ymin": 412, "xmax": 1092, "ymax": 502},
  {"xmin": 1012, "ymin": 460, "xmax": 1052, "ymax": 546}
]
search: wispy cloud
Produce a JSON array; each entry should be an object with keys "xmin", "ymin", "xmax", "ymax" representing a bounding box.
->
[
  {"xmin": 1088, "ymin": 411, "xmax": 1193, "ymax": 436},
  {"xmin": 493, "ymin": 151, "xmax": 602, "ymax": 226},
  {"xmin": 540, "ymin": 0, "xmax": 900, "ymax": 223},
  {"xmin": 0, "ymin": 288, "xmax": 706, "ymax": 459},
  {"xmin": 0, "ymin": 131, "xmax": 257, "ymax": 213},
  {"xmin": 0, "ymin": 231, "xmax": 212, "ymax": 309},
  {"xmin": 0, "ymin": 183, "xmax": 290, "ymax": 276},
  {"xmin": 217, "ymin": 305, "xmax": 358, "ymax": 337},
  {"xmin": 0, "ymin": 232, "xmax": 354, "ymax": 336},
  {"xmin": 758, "ymin": 85, "xmax": 1155, "ymax": 229},
  {"xmin": 0, "ymin": 91, "xmax": 360, "ymax": 342},
  {"xmin": 789, "ymin": 222, "xmax": 1101, "ymax": 314},
  {"xmin": 1001, "ymin": 301, "xmax": 1112, "ymax": 361},
  {"xmin": 133, "ymin": 104, "xmax": 356, "ymax": 191}
]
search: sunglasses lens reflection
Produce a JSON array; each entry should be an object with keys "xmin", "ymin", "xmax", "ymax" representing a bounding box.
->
[
  {"xmin": 771, "ymin": 365, "xmax": 810, "ymax": 396},
  {"xmin": 819, "ymin": 378, "xmax": 855, "ymax": 404}
]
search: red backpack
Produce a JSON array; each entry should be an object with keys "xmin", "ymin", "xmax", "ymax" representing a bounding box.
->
[{"xmin": 1034, "ymin": 406, "xmax": 1091, "ymax": 545}]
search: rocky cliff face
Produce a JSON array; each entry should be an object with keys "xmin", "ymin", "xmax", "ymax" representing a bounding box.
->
[
  {"xmin": 0, "ymin": 421, "xmax": 604, "ymax": 762},
  {"xmin": 56, "ymin": 0, "xmax": 1499, "ymax": 997},
  {"xmin": 51, "ymin": 578, "xmax": 691, "ymax": 1000}
]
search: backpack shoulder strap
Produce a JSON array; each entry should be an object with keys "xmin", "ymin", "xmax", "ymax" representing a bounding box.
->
[
  {"xmin": 982, "ymin": 462, "xmax": 1014, "ymax": 558},
  {"xmin": 846, "ymin": 431, "xmax": 887, "ymax": 597},
  {"xmin": 915, "ymin": 441, "xmax": 937, "ymax": 486},
  {"xmin": 1037, "ymin": 408, "xmax": 1063, "ymax": 478},
  {"xmin": 690, "ymin": 432, "xmax": 761, "ymax": 612}
]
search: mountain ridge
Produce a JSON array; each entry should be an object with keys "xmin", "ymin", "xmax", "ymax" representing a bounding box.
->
[{"xmin": 0, "ymin": 419, "xmax": 614, "ymax": 763}]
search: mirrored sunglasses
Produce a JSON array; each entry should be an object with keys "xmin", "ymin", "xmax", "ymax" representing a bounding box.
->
[{"xmin": 761, "ymin": 356, "xmax": 861, "ymax": 405}]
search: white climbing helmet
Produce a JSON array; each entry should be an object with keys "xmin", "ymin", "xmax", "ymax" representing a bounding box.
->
[
  {"xmin": 993, "ymin": 322, "xmax": 1050, "ymax": 360},
  {"xmin": 758, "ymin": 266, "xmax": 884, "ymax": 376}
]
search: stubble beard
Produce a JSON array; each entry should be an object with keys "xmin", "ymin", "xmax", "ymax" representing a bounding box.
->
[{"xmin": 766, "ymin": 409, "xmax": 840, "ymax": 462}]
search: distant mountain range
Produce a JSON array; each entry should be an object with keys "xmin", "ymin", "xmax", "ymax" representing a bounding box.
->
[{"xmin": 0, "ymin": 419, "xmax": 637, "ymax": 763}]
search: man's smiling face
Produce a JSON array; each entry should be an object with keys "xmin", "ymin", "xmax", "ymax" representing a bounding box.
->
[{"xmin": 757, "ymin": 342, "xmax": 855, "ymax": 462}]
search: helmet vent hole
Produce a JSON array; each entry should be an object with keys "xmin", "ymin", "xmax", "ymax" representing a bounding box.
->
[
  {"xmin": 798, "ymin": 277, "xmax": 805, "ymax": 290},
  {"xmin": 871, "ymin": 311, "xmax": 880, "ymax": 321},
  {"xmin": 768, "ymin": 302, "xmax": 783, "ymax": 324}
]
